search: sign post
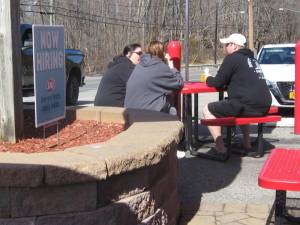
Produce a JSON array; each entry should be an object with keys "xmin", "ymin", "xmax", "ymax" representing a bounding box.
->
[
  {"xmin": 33, "ymin": 25, "xmax": 65, "ymax": 128},
  {"xmin": 295, "ymin": 41, "xmax": 300, "ymax": 134}
]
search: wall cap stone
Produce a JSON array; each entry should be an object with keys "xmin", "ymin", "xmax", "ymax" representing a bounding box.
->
[{"xmin": 0, "ymin": 107, "xmax": 183, "ymax": 187}]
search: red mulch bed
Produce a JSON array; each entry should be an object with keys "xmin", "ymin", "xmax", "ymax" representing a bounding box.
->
[{"xmin": 0, "ymin": 110, "xmax": 124, "ymax": 153}]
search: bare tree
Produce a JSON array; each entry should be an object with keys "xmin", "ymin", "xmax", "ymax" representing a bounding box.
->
[{"xmin": 20, "ymin": 0, "xmax": 300, "ymax": 71}]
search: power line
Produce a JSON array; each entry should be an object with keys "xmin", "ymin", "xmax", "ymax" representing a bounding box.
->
[
  {"xmin": 22, "ymin": 8, "xmax": 299, "ymax": 32},
  {"xmin": 21, "ymin": 9, "xmax": 181, "ymax": 30},
  {"xmin": 20, "ymin": 1, "xmax": 299, "ymax": 32},
  {"xmin": 21, "ymin": 2, "xmax": 177, "ymax": 26},
  {"xmin": 20, "ymin": 0, "xmax": 183, "ymax": 8}
]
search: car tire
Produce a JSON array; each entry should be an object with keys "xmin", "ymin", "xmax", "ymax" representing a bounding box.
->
[{"xmin": 66, "ymin": 75, "xmax": 79, "ymax": 105}]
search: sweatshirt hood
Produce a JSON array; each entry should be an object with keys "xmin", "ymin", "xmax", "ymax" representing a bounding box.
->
[
  {"xmin": 236, "ymin": 48, "xmax": 254, "ymax": 58},
  {"xmin": 139, "ymin": 54, "xmax": 163, "ymax": 67},
  {"xmin": 108, "ymin": 56, "xmax": 132, "ymax": 69}
]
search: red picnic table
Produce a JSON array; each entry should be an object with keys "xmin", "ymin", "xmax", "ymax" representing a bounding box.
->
[
  {"xmin": 180, "ymin": 82, "xmax": 223, "ymax": 159},
  {"xmin": 180, "ymin": 82, "xmax": 281, "ymax": 161},
  {"xmin": 258, "ymin": 148, "xmax": 300, "ymax": 224},
  {"xmin": 181, "ymin": 81, "xmax": 218, "ymax": 94}
]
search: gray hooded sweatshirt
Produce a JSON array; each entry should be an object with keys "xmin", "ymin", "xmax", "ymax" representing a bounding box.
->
[{"xmin": 124, "ymin": 54, "xmax": 183, "ymax": 112}]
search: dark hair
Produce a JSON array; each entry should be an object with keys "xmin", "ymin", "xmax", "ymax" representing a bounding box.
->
[{"xmin": 123, "ymin": 43, "xmax": 141, "ymax": 56}]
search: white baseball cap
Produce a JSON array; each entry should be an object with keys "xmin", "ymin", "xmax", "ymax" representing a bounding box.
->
[{"xmin": 220, "ymin": 33, "xmax": 246, "ymax": 47}]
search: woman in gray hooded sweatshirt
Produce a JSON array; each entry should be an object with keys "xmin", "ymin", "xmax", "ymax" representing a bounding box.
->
[{"xmin": 124, "ymin": 41, "xmax": 183, "ymax": 114}]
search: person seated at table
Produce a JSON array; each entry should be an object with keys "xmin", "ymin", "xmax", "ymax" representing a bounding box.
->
[
  {"xmin": 124, "ymin": 40, "xmax": 183, "ymax": 115},
  {"xmin": 94, "ymin": 43, "xmax": 142, "ymax": 107},
  {"xmin": 202, "ymin": 33, "xmax": 272, "ymax": 158}
]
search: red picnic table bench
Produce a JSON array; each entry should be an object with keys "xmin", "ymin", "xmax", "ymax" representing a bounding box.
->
[
  {"xmin": 200, "ymin": 114, "xmax": 282, "ymax": 161},
  {"xmin": 258, "ymin": 148, "xmax": 300, "ymax": 224}
]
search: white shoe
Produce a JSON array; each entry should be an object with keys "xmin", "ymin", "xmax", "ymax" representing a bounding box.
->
[{"xmin": 176, "ymin": 150, "xmax": 185, "ymax": 159}]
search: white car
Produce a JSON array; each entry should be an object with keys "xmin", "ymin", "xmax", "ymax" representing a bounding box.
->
[{"xmin": 257, "ymin": 43, "xmax": 295, "ymax": 108}]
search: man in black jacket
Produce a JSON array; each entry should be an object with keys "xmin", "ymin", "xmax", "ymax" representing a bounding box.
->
[
  {"xmin": 94, "ymin": 43, "xmax": 142, "ymax": 107},
  {"xmin": 202, "ymin": 33, "xmax": 271, "ymax": 156}
]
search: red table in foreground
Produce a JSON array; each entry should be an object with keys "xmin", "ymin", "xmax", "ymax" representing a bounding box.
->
[
  {"xmin": 259, "ymin": 148, "xmax": 300, "ymax": 191},
  {"xmin": 258, "ymin": 148, "xmax": 300, "ymax": 223}
]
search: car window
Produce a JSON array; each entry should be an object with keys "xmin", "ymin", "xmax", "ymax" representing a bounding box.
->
[{"xmin": 258, "ymin": 47, "xmax": 295, "ymax": 64}]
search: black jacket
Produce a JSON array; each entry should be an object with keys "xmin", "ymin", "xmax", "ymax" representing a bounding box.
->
[
  {"xmin": 94, "ymin": 56, "xmax": 135, "ymax": 107},
  {"xmin": 206, "ymin": 48, "xmax": 272, "ymax": 110}
]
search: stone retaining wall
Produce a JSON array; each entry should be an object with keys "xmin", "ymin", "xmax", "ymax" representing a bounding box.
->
[{"xmin": 0, "ymin": 107, "xmax": 183, "ymax": 225}]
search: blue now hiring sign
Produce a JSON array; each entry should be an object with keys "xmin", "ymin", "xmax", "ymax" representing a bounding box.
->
[{"xmin": 33, "ymin": 25, "xmax": 66, "ymax": 127}]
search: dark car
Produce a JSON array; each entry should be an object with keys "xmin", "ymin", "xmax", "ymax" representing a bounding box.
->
[{"xmin": 21, "ymin": 23, "xmax": 85, "ymax": 105}]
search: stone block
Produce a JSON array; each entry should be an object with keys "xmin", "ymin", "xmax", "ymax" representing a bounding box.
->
[
  {"xmin": 0, "ymin": 188, "xmax": 9, "ymax": 218},
  {"xmin": 98, "ymin": 167, "xmax": 150, "ymax": 207},
  {"xmin": 223, "ymin": 203, "xmax": 246, "ymax": 213},
  {"xmin": 0, "ymin": 155, "xmax": 44, "ymax": 187},
  {"xmin": 140, "ymin": 189, "xmax": 179, "ymax": 225},
  {"xmin": 246, "ymin": 204, "xmax": 270, "ymax": 214},
  {"xmin": 190, "ymin": 216, "xmax": 216, "ymax": 225},
  {"xmin": 75, "ymin": 107, "xmax": 101, "ymax": 121},
  {"xmin": 152, "ymin": 168, "xmax": 178, "ymax": 208},
  {"xmin": 126, "ymin": 108, "xmax": 181, "ymax": 124},
  {"xmin": 119, "ymin": 191, "xmax": 155, "ymax": 222},
  {"xmin": 0, "ymin": 218, "xmax": 35, "ymax": 225},
  {"xmin": 0, "ymin": 151, "xmax": 107, "ymax": 187},
  {"xmin": 148, "ymin": 154, "xmax": 171, "ymax": 186},
  {"xmin": 139, "ymin": 208, "xmax": 168, "ymax": 225},
  {"xmin": 218, "ymin": 222, "xmax": 242, "ymax": 225},
  {"xmin": 239, "ymin": 217, "xmax": 267, "ymax": 225},
  {"xmin": 36, "ymin": 203, "xmax": 139, "ymax": 225},
  {"xmin": 161, "ymin": 189, "xmax": 180, "ymax": 224},
  {"xmin": 247, "ymin": 212, "xmax": 269, "ymax": 220},
  {"xmin": 216, "ymin": 213, "xmax": 249, "ymax": 224},
  {"xmin": 29, "ymin": 151, "xmax": 107, "ymax": 185},
  {"xmin": 44, "ymin": 157, "xmax": 107, "ymax": 185},
  {"xmin": 99, "ymin": 107, "xmax": 127, "ymax": 124},
  {"xmin": 10, "ymin": 183, "xmax": 97, "ymax": 218},
  {"xmin": 199, "ymin": 203, "xmax": 224, "ymax": 212},
  {"xmin": 104, "ymin": 143, "xmax": 165, "ymax": 177},
  {"xmin": 127, "ymin": 122, "xmax": 183, "ymax": 144},
  {"xmin": 196, "ymin": 211, "xmax": 215, "ymax": 216}
]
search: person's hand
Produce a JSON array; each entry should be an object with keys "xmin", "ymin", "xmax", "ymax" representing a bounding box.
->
[
  {"xmin": 165, "ymin": 53, "xmax": 174, "ymax": 69},
  {"xmin": 165, "ymin": 53, "xmax": 170, "ymax": 61}
]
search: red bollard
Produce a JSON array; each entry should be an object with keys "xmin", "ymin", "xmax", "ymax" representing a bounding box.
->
[
  {"xmin": 167, "ymin": 41, "xmax": 181, "ymax": 71},
  {"xmin": 295, "ymin": 41, "xmax": 300, "ymax": 134}
]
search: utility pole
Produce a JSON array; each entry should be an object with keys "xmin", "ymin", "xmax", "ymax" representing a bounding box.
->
[
  {"xmin": 142, "ymin": 5, "xmax": 146, "ymax": 49},
  {"xmin": 141, "ymin": 0, "xmax": 148, "ymax": 49},
  {"xmin": 175, "ymin": 0, "xmax": 180, "ymax": 38},
  {"xmin": 214, "ymin": 0, "xmax": 219, "ymax": 64},
  {"xmin": 49, "ymin": 0, "xmax": 54, "ymax": 25},
  {"xmin": 184, "ymin": 0, "xmax": 189, "ymax": 81},
  {"xmin": 142, "ymin": 21, "xmax": 145, "ymax": 48},
  {"xmin": 248, "ymin": 0, "xmax": 254, "ymax": 51},
  {"xmin": 0, "ymin": 0, "xmax": 24, "ymax": 142}
]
